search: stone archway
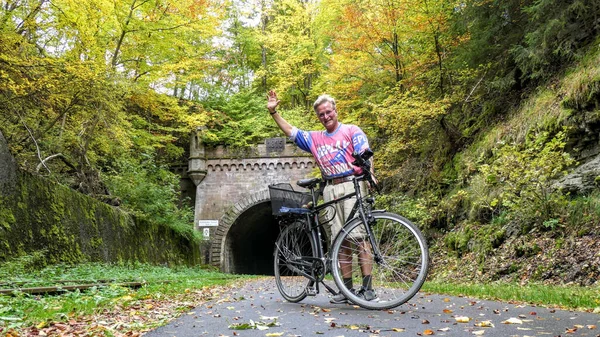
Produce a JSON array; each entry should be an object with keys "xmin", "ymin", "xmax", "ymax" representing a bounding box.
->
[{"xmin": 210, "ymin": 190, "xmax": 279, "ymax": 274}]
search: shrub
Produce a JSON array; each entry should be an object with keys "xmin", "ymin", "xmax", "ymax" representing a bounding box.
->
[
  {"xmin": 470, "ymin": 130, "xmax": 574, "ymax": 229},
  {"xmin": 105, "ymin": 158, "xmax": 200, "ymax": 242}
]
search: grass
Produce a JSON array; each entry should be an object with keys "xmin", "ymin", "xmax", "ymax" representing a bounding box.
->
[
  {"xmin": 0, "ymin": 261, "xmax": 251, "ymax": 331},
  {"xmin": 422, "ymin": 281, "xmax": 600, "ymax": 312}
]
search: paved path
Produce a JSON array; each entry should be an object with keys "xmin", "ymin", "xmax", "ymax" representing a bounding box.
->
[{"xmin": 145, "ymin": 278, "xmax": 599, "ymax": 337}]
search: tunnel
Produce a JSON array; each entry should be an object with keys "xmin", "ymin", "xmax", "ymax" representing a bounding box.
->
[{"xmin": 223, "ymin": 201, "xmax": 280, "ymax": 275}]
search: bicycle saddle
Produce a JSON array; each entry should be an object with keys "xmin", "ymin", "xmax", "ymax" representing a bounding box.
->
[{"xmin": 297, "ymin": 178, "xmax": 320, "ymax": 189}]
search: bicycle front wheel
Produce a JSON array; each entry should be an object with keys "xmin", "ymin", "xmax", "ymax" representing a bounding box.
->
[
  {"xmin": 273, "ymin": 220, "xmax": 316, "ymax": 303},
  {"xmin": 330, "ymin": 212, "xmax": 429, "ymax": 310}
]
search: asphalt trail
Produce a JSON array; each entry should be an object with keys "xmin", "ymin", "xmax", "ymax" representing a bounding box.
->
[{"xmin": 145, "ymin": 278, "xmax": 599, "ymax": 337}]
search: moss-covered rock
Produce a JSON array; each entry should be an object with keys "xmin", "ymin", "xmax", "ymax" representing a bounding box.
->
[
  {"xmin": 0, "ymin": 170, "xmax": 201, "ymax": 266},
  {"xmin": 0, "ymin": 131, "xmax": 17, "ymax": 196}
]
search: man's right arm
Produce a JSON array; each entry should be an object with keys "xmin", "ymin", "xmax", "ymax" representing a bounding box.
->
[
  {"xmin": 267, "ymin": 90, "xmax": 293, "ymax": 137},
  {"xmin": 270, "ymin": 112, "xmax": 294, "ymax": 137}
]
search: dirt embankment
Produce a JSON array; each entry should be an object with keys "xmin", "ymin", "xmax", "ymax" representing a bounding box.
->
[{"xmin": 430, "ymin": 233, "xmax": 600, "ymax": 286}]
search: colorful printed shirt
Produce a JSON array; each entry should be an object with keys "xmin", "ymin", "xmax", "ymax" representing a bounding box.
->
[{"xmin": 290, "ymin": 123, "xmax": 370, "ymax": 179}]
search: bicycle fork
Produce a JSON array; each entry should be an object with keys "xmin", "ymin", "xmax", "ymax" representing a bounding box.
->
[{"xmin": 359, "ymin": 198, "xmax": 384, "ymax": 264}]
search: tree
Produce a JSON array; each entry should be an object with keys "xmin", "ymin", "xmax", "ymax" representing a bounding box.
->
[{"xmin": 258, "ymin": 0, "xmax": 325, "ymax": 109}]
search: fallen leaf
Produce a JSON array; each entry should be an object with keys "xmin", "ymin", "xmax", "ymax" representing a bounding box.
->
[
  {"xmin": 587, "ymin": 325, "xmax": 597, "ymax": 329},
  {"xmin": 501, "ymin": 317, "xmax": 523, "ymax": 324},
  {"xmin": 455, "ymin": 316, "xmax": 470, "ymax": 323},
  {"xmin": 472, "ymin": 330, "xmax": 485, "ymax": 335},
  {"xmin": 475, "ymin": 321, "xmax": 494, "ymax": 328},
  {"xmin": 423, "ymin": 329, "xmax": 434, "ymax": 335},
  {"xmin": 392, "ymin": 328, "xmax": 405, "ymax": 332},
  {"xmin": 422, "ymin": 319, "xmax": 430, "ymax": 324},
  {"xmin": 437, "ymin": 327, "xmax": 450, "ymax": 332},
  {"xmin": 228, "ymin": 323, "xmax": 253, "ymax": 330},
  {"xmin": 442, "ymin": 309, "xmax": 453, "ymax": 314},
  {"xmin": 350, "ymin": 325, "xmax": 359, "ymax": 330},
  {"xmin": 443, "ymin": 298, "xmax": 451, "ymax": 302},
  {"xmin": 265, "ymin": 333, "xmax": 284, "ymax": 337}
]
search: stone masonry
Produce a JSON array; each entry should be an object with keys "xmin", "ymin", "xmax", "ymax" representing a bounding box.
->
[{"xmin": 188, "ymin": 130, "xmax": 315, "ymax": 272}]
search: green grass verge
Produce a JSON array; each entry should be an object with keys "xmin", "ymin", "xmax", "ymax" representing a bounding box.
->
[
  {"xmin": 0, "ymin": 262, "xmax": 251, "ymax": 330},
  {"xmin": 422, "ymin": 281, "xmax": 600, "ymax": 311}
]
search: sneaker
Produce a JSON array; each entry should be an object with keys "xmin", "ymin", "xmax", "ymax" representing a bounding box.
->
[
  {"xmin": 356, "ymin": 287, "xmax": 377, "ymax": 301},
  {"xmin": 330, "ymin": 288, "xmax": 356, "ymax": 304}
]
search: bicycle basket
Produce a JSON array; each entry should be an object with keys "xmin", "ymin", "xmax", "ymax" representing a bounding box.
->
[{"xmin": 268, "ymin": 183, "xmax": 312, "ymax": 216}]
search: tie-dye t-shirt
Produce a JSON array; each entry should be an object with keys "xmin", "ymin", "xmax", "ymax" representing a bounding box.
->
[{"xmin": 290, "ymin": 123, "xmax": 370, "ymax": 179}]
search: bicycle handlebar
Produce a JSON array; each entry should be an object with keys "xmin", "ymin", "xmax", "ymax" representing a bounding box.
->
[{"xmin": 351, "ymin": 149, "xmax": 380, "ymax": 193}]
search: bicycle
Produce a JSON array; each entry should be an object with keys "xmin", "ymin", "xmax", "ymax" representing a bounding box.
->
[{"xmin": 268, "ymin": 150, "xmax": 429, "ymax": 310}]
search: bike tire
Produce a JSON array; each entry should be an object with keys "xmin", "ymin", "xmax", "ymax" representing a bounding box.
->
[
  {"xmin": 273, "ymin": 220, "xmax": 316, "ymax": 303},
  {"xmin": 330, "ymin": 212, "xmax": 429, "ymax": 310}
]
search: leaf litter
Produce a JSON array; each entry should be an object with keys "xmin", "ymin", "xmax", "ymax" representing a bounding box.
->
[{"xmin": 7, "ymin": 283, "xmax": 239, "ymax": 337}]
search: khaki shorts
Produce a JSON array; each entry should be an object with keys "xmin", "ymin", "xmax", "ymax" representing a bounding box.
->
[{"xmin": 322, "ymin": 180, "xmax": 368, "ymax": 243}]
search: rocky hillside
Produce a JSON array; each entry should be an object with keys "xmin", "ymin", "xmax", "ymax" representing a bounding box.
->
[{"xmin": 422, "ymin": 39, "xmax": 600, "ymax": 286}]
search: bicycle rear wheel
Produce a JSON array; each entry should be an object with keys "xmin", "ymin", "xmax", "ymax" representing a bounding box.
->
[
  {"xmin": 330, "ymin": 212, "xmax": 429, "ymax": 310},
  {"xmin": 273, "ymin": 220, "xmax": 316, "ymax": 303}
]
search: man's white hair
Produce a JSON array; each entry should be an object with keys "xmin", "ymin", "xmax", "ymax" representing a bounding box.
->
[{"xmin": 313, "ymin": 94, "xmax": 336, "ymax": 113}]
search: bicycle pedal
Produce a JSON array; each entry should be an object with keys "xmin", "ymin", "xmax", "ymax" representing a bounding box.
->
[{"xmin": 306, "ymin": 287, "xmax": 318, "ymax": 296}]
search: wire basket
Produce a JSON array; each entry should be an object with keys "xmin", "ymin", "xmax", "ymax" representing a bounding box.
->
[{"xmin": 268, "ymin": 183, "xmax": 312, "ymax": 216}]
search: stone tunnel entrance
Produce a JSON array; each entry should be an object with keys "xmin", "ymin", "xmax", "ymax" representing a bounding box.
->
[{"xmin": 223, "ymin": 201, "xmax": 279, "ymax": 275}]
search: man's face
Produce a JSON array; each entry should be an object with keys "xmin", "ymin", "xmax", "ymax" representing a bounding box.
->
[{"xmin": 316, "ymin": 101, "xmax": 338, "ymax": 133}]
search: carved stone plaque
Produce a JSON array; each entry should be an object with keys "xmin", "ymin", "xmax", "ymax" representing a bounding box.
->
[{"xmin": 265, "ymin": 137, "xmax": 285, "ymax": 153}]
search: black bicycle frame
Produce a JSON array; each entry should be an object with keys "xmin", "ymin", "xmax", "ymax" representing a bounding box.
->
[{"xmin": 301, "ymin": 175, "xmax": 384, "ymax": 272}]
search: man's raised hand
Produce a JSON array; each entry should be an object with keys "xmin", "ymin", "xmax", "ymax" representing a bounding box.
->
[{"xmin": 267, "ymin": 90, "xmax": 280, "ymax": 113}]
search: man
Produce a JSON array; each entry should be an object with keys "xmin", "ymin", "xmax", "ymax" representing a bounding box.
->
[{"xmin": 266, "ymin": 90, "xmax": 376, "ymax": 303}]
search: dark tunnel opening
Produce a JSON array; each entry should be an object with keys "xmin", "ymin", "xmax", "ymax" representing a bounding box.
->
[{"xmin": 224, "ymin": 201, "xmax": 279, "ymax": 275}]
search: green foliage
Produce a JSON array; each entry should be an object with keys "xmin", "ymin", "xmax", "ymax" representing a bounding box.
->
[
  {"xmin": 0, "ymin": 251, "xmax": 49, "ymax": 280},
  {"xmin": 374, "ymin": 88, "xmax": 451, "ymax": 191},
  {"xmin": 376, "ymin": 193, "xmax": 434, "ymax": 229},
  {"xmin": 473, "ymin": 130, "xmax": 574, "ymax": 228},
  {"xmin": 201, "ymin": 89, "xmax": 284, "ymax": 146},
  {"xmin": 561, "ymin": 39, "xmax": 600, "ymax": 109},
  {"xmin": 555, "ymin": 193, "xmax": 600, "ymax": 234},
  {"xmin": 444, "ymin": 225, "xmax": 473, "ymax": 257},
  {"xmin": 104, "ymin": 158, "xmax": 200, "ymax": 243},
  {"xmin": 511, "ymin": 0, "xmax": 600, "ymax": 80},
  {"xmin": 200, "ymin": 88, "xmax": 320, "ymax": 146},
  {"xmin": 444, "ymin": 222, "xmax": 506, "ymax": 262}
]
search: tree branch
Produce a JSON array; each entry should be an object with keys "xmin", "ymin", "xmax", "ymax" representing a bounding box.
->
[
  {"xmin": 464, "ymin": 71, "xmax": 487, "ymax": 103},
  {"xmin": 17, "ymin": 109, "xmax": 49, "ymax": 173},
  {"xmin": 35, "ymin": 153, "xmax": 77, "ymax": 172}
]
